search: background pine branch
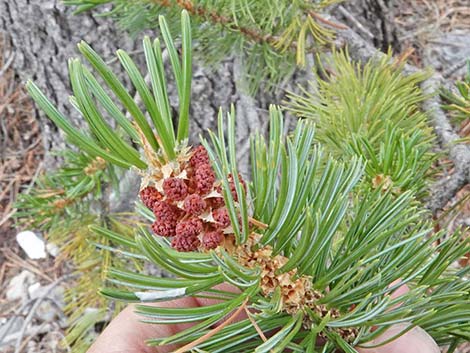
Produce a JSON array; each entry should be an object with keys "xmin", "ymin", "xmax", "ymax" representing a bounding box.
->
[
  {"xmin": 14, "ymin": 150, "xmax": 146, "ymax": 352},
  {"xmin": 63, "ymin": 0, "xmax": 344, "ymax": 93},
  {"xmin": 286, "ymin": 51, "xmax": 436, "ymax": 198}
]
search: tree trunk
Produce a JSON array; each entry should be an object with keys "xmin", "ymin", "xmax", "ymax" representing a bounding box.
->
[
  {"xmin": 1, "ymin": 0, "xmax": 316, "ymax": 217},
  {"xmin": 0, "ymin": 0, "xmax": 286, "ymax": 174},
  {"xmin": 339, "ymin": 0, "xmax": 401, "ymax": 52},
  {"xmin": 0, "ymin": 1, "xmax": 137, "ymax": 156}
]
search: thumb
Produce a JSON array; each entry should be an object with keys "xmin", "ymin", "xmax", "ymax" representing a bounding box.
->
[{"xmin": 356, "ymin": 323, "xmax": 440, "ymax": 353}]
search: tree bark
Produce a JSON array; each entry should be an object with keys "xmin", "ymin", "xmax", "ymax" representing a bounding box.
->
[
  {"xmin": 338, "ymin": 0, "xmax": 401, "ymax": 52},
  {"xmin": 1, "ymin": 0, "xmax": 294, "ymax": 174},
  {"xmin": 0, "ymin": 1, "xmax": 137, "ymax": 156}
]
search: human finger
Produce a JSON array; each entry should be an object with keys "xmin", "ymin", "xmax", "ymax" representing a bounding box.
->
[
  {"xmin": 356, "ymin": 322, "xmax": 440, "ymax": 353},
  {"xmin": 86, "ymin": 283, "xmax": 240, "ymax": 353}
]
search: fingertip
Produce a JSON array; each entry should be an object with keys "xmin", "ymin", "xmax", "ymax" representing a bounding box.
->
[{"xmin": 356, "ymin": 323, "xmax": 439, "ymax": 353}]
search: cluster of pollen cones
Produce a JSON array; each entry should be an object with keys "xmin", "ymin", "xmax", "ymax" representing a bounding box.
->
[{"xmin": 140, "ymin": 145, "xmax": 245, "ymax": 252}]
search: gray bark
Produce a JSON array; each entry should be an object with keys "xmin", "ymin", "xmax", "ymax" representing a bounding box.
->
[
  {"xmin": 338, "ymin": 0, "xmax": 401, "ymax": 52},
  {"xmin": 0, "ymin": 0, "xmax": 287, "ymax": 174},
  {"xmin": 1, "ymin": 0, "xmax": 316, "ymax": 218},
  {"xmin": 1, "ymin": 1, "xmax": 140, "ymax": 158},
  {"xmin": 0, "ymin": 1, "xmax": 280, "ymax": 316}
]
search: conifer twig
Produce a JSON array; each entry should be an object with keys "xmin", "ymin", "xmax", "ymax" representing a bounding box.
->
[
  {"xmin": 249, "ymin": 216, "xmax": 268, "ymax": 230},
  {"xmin": 308, "ymin": 10, "xmax": 348, "ymax": 30},
  {"xmin": 151, "ymin": 0, "xmax": 342, "ymax": 53},
  {"xmin": 393, "ymin": 47, "xmax": 415, "ymax": 69},
  {"xmin": 153, "ymin": 0, "xmax": 283, "ymax": 47},
  {"xmin": 244, "ymin": 307, "xmax": 268, "ymax": 342},
  {"xmin": 333, "ymin": 22, "xmax": 470, "ymax": 214}
]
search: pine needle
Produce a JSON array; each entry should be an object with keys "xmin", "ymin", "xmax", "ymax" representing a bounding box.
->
[{"xmin": 172, "ymin": 298, "xmax": 249, "ymax": 353}]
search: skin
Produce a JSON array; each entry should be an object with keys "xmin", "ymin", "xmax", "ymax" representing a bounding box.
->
[{"xmin": 87, "ymin": 284, "xmax": 440, "ymax": 353}]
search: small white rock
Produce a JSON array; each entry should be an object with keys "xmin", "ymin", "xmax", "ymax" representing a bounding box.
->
[
  {"xmin": 36, "ymin": 301, "xmax": 57, "ymax": 322},
  {"xmin": 84, "ymin": 307, "xmax": 100, "ymax": 315},
  {"xmin": 16, "ymin": 231, "xmax": 47, "ymax": 259},
  {"xmin": 27, "ymin": 282, "xmax": 42, "ymax": 298},
  {"xmin": 46, "ymin": 242, "xmax": 60, "ymax": 257},
  {"xmin": 6, "ymin": 270, "xmax": 36, "ymax": 301}
]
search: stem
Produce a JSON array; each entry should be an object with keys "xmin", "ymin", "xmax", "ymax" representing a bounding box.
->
[
  {"xmin": 158, "ymin": 0, "xmax": 281, "ymax": 45},
  {"xmin": 151, "ymin": 0, "xmax": 332, "ymax": 52},
  {"xmin": 308, "ymin": 11, "xmax": 348, "ymax": 30},
  {"xmin": 245, "ymin": 307, "xmax": 268, "ymax": 342},
  {"xmin": 249, "ymin": 216, "xmax": 269, "ymax": 230}
]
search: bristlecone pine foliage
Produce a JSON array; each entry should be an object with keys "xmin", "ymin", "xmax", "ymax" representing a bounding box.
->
[
  {"xmin": 15, "ymin": 149, "xmax": 140, "ymax": 352},
  {"xmin": 26, "ymin": 11, "xmax": 470, "ymax": 353},
  {"xmin": 441, "ymin": 62, "xmax": 470, "ymax": 124},
  {"xmin": 286, "ymin": 51, "xmax": 437, "ymax": 200},
  {"xmin": 64, "ymin": 0, "xmax": 344, "ymax": 93}
]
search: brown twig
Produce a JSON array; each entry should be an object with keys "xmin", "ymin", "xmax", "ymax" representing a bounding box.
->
[
  {"xmin": 244, "ymin": 307, "xmax": 268, "ymax": 342},
  {"xmin": 249, "ymin": 217, "xmax": 268, "ymax": 230},
  {"xmin": 309, "ymin": 10, "xmax": 348, "ymax": 30},
  {"xmin": 337, "ymin": 5, "xmax": 374, "ymax": 40},
  {"xmin": 153, "ymin": 0, "xmax": 341, "ymax": 52},
  {"xmin": 155, "ymin": 0, "xmax": 280, "ymax": 47},
  {"xmin": 2, "ymin": 248, "xmax": 53, "ymax": 282},
  {"xmin": 394, "ymin": 47, "xmax": 415, "ymax": 68},
  {"xmin": 0, "ymin": 261, "xmax": 6, "ymax": 286}
]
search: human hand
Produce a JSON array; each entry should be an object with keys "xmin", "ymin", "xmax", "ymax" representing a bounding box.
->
[
  {"xmin": 87, "ymin": 284, "xmax": 439, "ymax": 353},
  {"xmin": 86, "ymin": 295, "xmax": 207, "ymax": 353},
  {"xmin": 356, "ymin": 284, "xmax": 439, "ymax": 353}
]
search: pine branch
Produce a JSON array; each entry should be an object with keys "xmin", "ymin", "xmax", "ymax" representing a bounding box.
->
[
  {"xmin": 332, "ymin": 21, "xmax": 470, "ymax": 213},
  {"xmin": 164, "ymin": 0, "xmax": 284, "ymax": 48},
  {"xmin": 24, "ymin": 10, "xmax": 470, "ymax": 352},
  {"xmin": 68, "ymin": 0, "xmax": 341, "ymax": 50},
  {"xmin": 64, "ymin": 0, "xmax": 343, "ymax": 92},
  {"xmin": 15, "ymin": 150, "xmax": 110, "ymax": 228},
  {"xmin": 286, "ymin": 51, "xmax": 436, "ymax": 198},
  {"xmin": 15, "ymin": 148, "xmax": 145, "ymax": 352}
]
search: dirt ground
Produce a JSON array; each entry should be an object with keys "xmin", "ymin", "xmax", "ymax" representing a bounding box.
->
[
  {"xmin": 1, "ymin": 1, "xmax": 470, "ymax": 352},
  {"xmin": 0, "ymin": 33, "xmax": 67, "ymax": 353},
  {"xmin": 0, "ymin": 33, "xmax": 43, "ymax": 253}
]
